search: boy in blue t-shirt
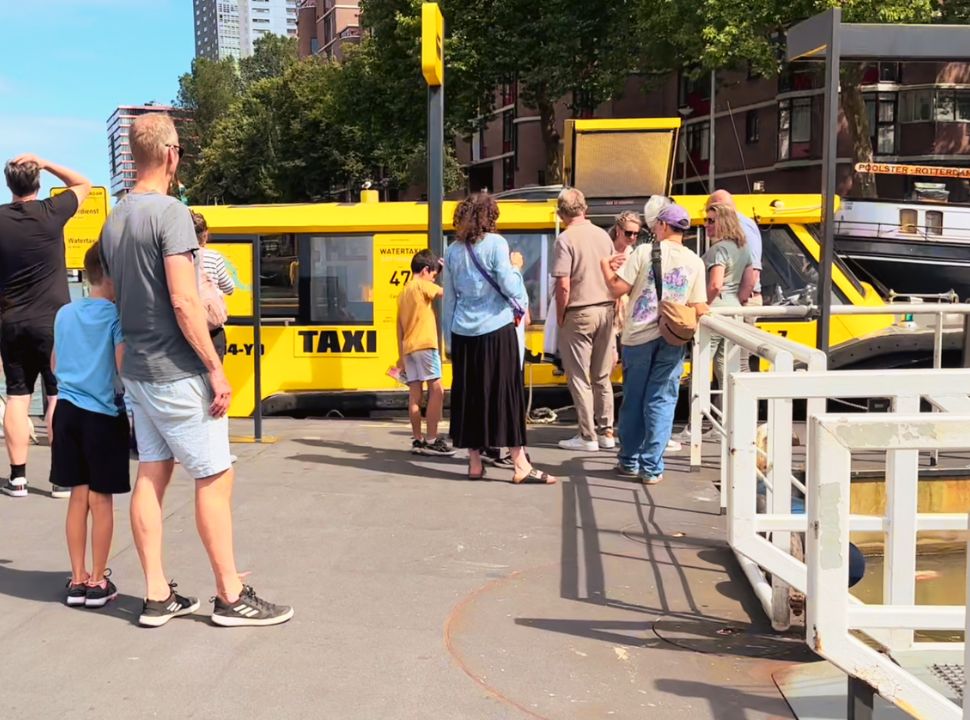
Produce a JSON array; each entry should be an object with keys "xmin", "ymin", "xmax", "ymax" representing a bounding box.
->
[{"xmin": 52, "ymin": 241, "xmax": 130, "ymax": 609}]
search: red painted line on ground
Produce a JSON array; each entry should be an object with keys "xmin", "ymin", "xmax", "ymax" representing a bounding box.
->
[{"xmin": 443, "ymin": 565, "xmax": 556, "ymax": 720}]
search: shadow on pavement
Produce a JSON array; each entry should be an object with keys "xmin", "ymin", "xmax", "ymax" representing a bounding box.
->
[{"xmin": 0, "ymin": 558, "xmax": 151, "ymax": 624}]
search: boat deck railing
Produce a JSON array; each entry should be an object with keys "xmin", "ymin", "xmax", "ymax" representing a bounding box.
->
[{"xmin": 685, "ymin": 304, "xmax": 970, "ymax": 718}]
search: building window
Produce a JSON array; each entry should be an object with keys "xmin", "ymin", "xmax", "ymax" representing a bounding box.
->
[
  {"xmin": 864, "ymin": 92, "xmax": 897, "ymax": 155},
  {"xmin": 682, "ymin": 122, "xmax": 709, "ymax": 164},
  {"xmin": 478, "ymin": 126, "xmax": 487, "ymax": 160},
  {"xmin": 745, "ymin": 110, "xmax": 760, "ymax": 144},
  {"xmin": 500, "ymin": 79, "xmax": 517, "ymax": 107},
  {"xmin": 678, "ymin": 70, "xmax": 711, "ymax": 107},
  {"xmin": 898, "ymin": 89, "xmax": 970, "ymax": 123},
  {"xmin": 778, "ymin": 63, "xmax": 817, "ymax": 93},
  {"xmin": 777, "ymin": 97, "xmax": 813, "ymax": 160},
  {"xmin": 305, "ymin": 235, "xmax": 374, "ymax": 324},
  {"xmin": 502, "ymin": 111, "xmax": 514, "ymax": 154},
  {"xmin": 502, "ymin": 156, "xmax": 515, "ymax": 191}
]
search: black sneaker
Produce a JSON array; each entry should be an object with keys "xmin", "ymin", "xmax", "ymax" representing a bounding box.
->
[
  {"xmin": 138, "ymin": 581, "xmax": 201, "ymax": 627},
  {"xmin": 481, "ymin": 447, "xmax": 502, "ymax": 466},
  {"xmin": 2, "ymin": 478, "xmax": 27, "ymax": 497},
  {"xmin": 424, "ymin": 437, "xmax": 456, "ymax": 457},
  {"xmin": 66, "ymin": 579, "xmax": 87, "ymax": 607},
  {"xmin": 411, "ymin": 439, "xmax": 428, "ymax": 455},
  {"xmin": 211, "ymin": 585, "xmax": 294, "ymax": 627},
  {"xmin": 85, "ymin": 569, "xmax": 118, "ymax": 608}
]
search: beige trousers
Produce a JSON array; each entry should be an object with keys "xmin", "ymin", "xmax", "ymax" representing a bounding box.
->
[{"xmin": 559, "ymin": 304, "xmax": 615, "ymax": 441}]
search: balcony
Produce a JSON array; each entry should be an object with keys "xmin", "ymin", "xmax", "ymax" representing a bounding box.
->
[{"xmin": 338, "ymin": 26, "xmax": 361, "ymax": 40}]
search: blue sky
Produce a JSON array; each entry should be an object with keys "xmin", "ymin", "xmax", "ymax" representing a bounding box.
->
[{"xmin": 0, "ymin": 0, "xmax": 195, "ymax": 200}]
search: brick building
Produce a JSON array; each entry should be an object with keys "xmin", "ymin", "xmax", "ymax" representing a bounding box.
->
[
  {"xmin": 296, "ymin": 0, "xmax": 361, "ymax": 61},
  {"xmin": 456, "ymin": 62, "xmax": 970, "ymax": 203}
]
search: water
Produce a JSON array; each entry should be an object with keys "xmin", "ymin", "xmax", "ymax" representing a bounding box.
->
[{"xmin": 851, "ymin": 547, "xmax": 967, "ymax": 642}]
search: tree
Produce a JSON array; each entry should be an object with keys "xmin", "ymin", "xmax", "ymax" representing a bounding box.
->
[
  {"xmin": 240, "ymin": 34, "xmax": 299, "ymax": 86},
  {"xmin": 638, "ymin": 0, "xmax": 940, "ymax": 197},
  {"xmin": 448, "ymin": 0, "xmax": 640, "ymax": 183}
]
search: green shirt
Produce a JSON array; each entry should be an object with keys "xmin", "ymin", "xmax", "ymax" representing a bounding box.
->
[{"xmin": 703, "ymin": 240, "xmax": 751, "ymax": 308}]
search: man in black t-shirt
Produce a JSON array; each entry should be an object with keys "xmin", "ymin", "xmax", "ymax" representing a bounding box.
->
[{"xmin": 0, "ymin": 154, "xmax": 90, "ymax": 498}]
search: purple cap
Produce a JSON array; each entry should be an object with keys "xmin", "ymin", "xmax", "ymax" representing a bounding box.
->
[{"xmin": 656, "ymin": 204, "xmax": 691, "ymax": 230}]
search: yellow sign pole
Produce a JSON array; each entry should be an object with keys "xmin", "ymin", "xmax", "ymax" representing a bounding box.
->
[
  {"xmin": 50, "ymin": 186, "xmax": 109, "ymax": 269},
  {"xmin": 422, "ymin": 3, "xmax": 444, "ymax": 266}
]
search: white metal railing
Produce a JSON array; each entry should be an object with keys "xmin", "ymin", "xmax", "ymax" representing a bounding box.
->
[
  {"xmin": 686, "ymin": 311, "xmax": 970, "ymax": 718},
  {"xmin": 690, "ymin": 302, "xmax": 970, "ymax": 474},
  {"xmin": 807, "ymin": 414, "xmax": 969, "ymax": 720}
]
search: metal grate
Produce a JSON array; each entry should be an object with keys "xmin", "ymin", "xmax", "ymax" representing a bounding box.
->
[{"xmin": 930, "ymin": 664, "xmax": 965, "ymax": 700}]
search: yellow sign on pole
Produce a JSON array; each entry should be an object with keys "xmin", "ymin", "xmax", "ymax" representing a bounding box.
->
[
  {"xmin": 208, "ymin": 241, "xmax": 255, "ymax": 318},
  {"xmin": 50, "ymin": 186, "xmax": 109, "ymax": 269},
  {"xmin": 421, "ymin": 3, "xmax": 444, "ymax": 87}
]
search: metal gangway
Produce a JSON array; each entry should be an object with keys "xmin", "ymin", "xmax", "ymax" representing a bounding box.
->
[{"xmin": 685, "ymin": 303, "xmax": 970, "ymax": 719}]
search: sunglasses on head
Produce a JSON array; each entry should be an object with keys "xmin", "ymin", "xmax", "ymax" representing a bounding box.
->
[{"xmin": 166, "ymin": 144, "xmax": 185, "ymax": 159}]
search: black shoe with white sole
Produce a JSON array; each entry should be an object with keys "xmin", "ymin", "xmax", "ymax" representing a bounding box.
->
[
  {"xmin": 85, "ymin": 570, "xmax": 118, "ymax": 608},
  {"xmin": 2, "ymin": 478, "xmax": 27, "ymax": 497},
  {"xmin": 139, "ymin": 582, "xmax": 201, "ymax": 627},
  {"xmin": 211, "ymin": 585, "xmax": 294, "ymax": 627},
  {"xmin": 423, "ymin": 437, "xmax": 456, "ymax": 457},
  {"xmin": 66, "ymin": 579, "xmax": 87, "ymax": 607}
]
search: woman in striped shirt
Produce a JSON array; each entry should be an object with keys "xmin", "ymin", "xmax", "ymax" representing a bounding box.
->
[{"xmin": 191, "ymin": 211, "xmax": 235, "ymax": 361}]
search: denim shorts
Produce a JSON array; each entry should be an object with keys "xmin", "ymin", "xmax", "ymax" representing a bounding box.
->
[
  {"xmin": 403, "ymin": 349, "xmax": 442, "ymax": 383},
  {"xmin": 123, "ymin": 374, "xmax": 231, "ymax": 480}
]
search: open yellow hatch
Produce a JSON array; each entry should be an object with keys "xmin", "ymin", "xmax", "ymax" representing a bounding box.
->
[{"xmin": 562, "ymin": 118, "xmax": 681, "ymax": 200}]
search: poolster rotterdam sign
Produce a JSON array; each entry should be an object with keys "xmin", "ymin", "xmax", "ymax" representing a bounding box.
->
[{"xmin": 855, "ymin": 162, "xmax": 970, "ymax": 180}]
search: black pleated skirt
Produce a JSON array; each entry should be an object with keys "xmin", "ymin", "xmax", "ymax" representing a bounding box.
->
[{"xmin": 450, "ymin": 323, "xmax": 527, "ymax": 449}]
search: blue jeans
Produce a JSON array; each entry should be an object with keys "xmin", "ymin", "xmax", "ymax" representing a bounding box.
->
[{"xmin": 617, "ymin": 339, "xmax": 684, "ymax": 476}]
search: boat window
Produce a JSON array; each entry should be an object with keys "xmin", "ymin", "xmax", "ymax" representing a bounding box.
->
[
  {"xmin": 761, "ymin": 226, "xmax": 848, "ymax": 307},
  {"xmin": 503, "ymin": 232, "xmax": 556, "ymax": 322},
  {"xmin": 899, "ymin": 209, "xmax": 918, "ymax": 234},
  {"xmin": 259, "ymin": 234, "xmax": 299, "ymax": 318},
  {"xmin": 303, "ymin": 234, "xmax": 374, "ymax": 324},
  {"xmin": 925, "ymin": 210, "xmax": 943, "ymax": 236}
]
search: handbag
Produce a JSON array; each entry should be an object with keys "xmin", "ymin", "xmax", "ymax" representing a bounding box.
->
[
  {"xmin": 198, "ymin": 251, "xmax": 229, "ymax": 331},
  {"xmin": 465, "ymin": 244, "xmax": 526, "ymax": 326},
  {"xmin": 651, "ymin": 241, "xmax": 698, "ymax": 347}
]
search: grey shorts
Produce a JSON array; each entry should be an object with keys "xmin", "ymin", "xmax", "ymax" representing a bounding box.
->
[
  {"xmin": 123, "ymin": 374, "xmax": 231, "ymax": 479},
  {"xmin": 403, "ymin": 349, "xmax": 442, "ymax": 383}
]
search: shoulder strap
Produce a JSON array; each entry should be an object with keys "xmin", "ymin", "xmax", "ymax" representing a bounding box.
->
[
  {"xmin": 651, "ymin": 241, "xmax": 663, "ymax": 301},
  {"xmin": 465, "ymin": 243, "xmax": 524, "ymax": 315}
]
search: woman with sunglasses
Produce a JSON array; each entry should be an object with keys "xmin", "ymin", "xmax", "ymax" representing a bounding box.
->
[
  {"xmin": 703, "ymin": 203, "xmax": 756, "ymax": 397},
  {"xmin": 606, "ymin": 211, "xmax": 641, "ymax": 365}
]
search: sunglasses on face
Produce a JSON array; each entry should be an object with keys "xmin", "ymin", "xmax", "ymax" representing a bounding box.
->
[
  {"xmin": 622, "ymin": 229, "xmax": 640, "ymax": 238},
  {"xmin": 704, "ymin": 217, "xmax": 716, "ymax": 226},
  {"xmin": 166, "ymin": 144, "xmax": 185, "ymax": 159}
]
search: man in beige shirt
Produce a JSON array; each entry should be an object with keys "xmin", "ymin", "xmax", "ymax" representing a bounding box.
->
[{"xmin": 551, "ymin": 188, "xmax": 616, "ymax": 452}]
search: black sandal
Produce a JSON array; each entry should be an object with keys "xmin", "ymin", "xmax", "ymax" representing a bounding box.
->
[
  {"xmin": 468, "ymin": 466, "xmax": 487, "ymax": 480},
  {"xmin": 512, "ymin": 468, "xmax": 556, "ymax": 485}
]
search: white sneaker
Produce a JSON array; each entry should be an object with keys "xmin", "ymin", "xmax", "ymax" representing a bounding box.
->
[
  {"xmin": 666, "ymin": 439, "xmax": 682, "ymax": 453},
  {"xmin": 597, "ymin": 432, "xmax": 616, "ymax": 450},
  {"xmin": 50, "ymin": 485, "xmax": 72, "ymax": 499},
  {"xmin": 558, "ymin": 436, "xmax": 599, "ymax": 452}
]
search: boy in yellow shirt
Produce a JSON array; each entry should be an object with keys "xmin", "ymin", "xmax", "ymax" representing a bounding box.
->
[{"xmin": 397, "ymin": 249, "xmax": 454, "ymax": 456}]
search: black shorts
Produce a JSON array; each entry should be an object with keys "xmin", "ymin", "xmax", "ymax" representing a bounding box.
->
[
  {"xmin": 51, "ymin": 400, "xmax": 131, "ymax": 495},
  {"xmin": 0, "ymin": 321, "xmax": 57, "ymax": 396}
]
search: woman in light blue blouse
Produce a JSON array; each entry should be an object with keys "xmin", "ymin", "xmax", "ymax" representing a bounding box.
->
[{"xmin": 443, "ymin": 194, "xmax": 555, "ymax": 484}]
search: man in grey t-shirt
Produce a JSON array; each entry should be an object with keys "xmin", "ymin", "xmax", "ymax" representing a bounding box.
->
[{"xmin": 100, "ymin": 113, "xmax": 292, "ymax": 629}]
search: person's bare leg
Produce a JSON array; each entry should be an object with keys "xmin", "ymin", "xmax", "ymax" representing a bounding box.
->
[
  {"xmin": 66, "ymin": 485, "xmax": 90, "ymax": 584},
  {"xmin": 88, "ymin": 490, "xmax": 114, "ymax": 581},
  {"xmin": 468, "ymin": 448, "xmax": 483, "ymax": 476},
  {"xmin": 44, "ymin": 395, "xmax": 57, "ymax": 447},
  {"xmin": 426, "ymin": 379, "xmax": 443, "ymax": 440},
  {"xmin": 407, "ymin": 382, "xmax": 424, "ymax": 440},
  {"xmin": 130, "ymin": 460, "xmax": 174, "ymax": 600},
  {"xmin": 4, "ymin": 395, "xmax": 31, "ymax": 466},
  {"xmin": 195, "ymin": 467, "xmax": 244, "ymax": 602},
  {"xmin": 510, "ymin": 446, "xmax": 557, "ymax": 483}
]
